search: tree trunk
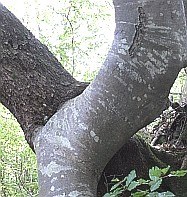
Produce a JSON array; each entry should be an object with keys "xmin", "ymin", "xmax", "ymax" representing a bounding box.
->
[
  {"xmin": 0, "ymin": 0, "xmax": 187, "ymax": 196},
  {"xmin": 0, "ymin": 3, "xmax": 88, "ymax": 150}
]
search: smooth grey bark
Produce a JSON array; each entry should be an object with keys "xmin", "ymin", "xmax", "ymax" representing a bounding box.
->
[{"xmin": 33, "ymin": 0, "xmax": 187, "ymax": 196}]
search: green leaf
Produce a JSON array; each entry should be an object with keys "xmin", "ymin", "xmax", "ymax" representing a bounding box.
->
[
  {"xmin": 110, "ymin": 187, "xmax": 124, "ymax": 196},
  {"xmin": 111, "ymin": 178, "xmax": 120, "ymax": 182},
  {"xmin": 150, "ymin": 178, "xmax": 162, "ymax": 192},
  {"xmin": 149, "ymin": 166, "xmax": 170, "ymax": 182},
  {"xmin": 160, "ymin": 166, "xmax": 170, "ymax": 176},
  {"xmin": 110, "ymin": 177, "xmax": 126, "ymax": 192},
  {"xmin": 128, "ymin": 181, "xmax": 140, "ymax": 191},
  {"xmin": 149, "ymin": 166, "xmax": 162, "ymax": 180},
  {"xmin": 103, "ymin": 193, "xmax": 111, "ymax": 197},
  {"xmin": 170, "ymin": 170, "xmax": 187, "ymax": 177},
  {"xmin": 157, "ymin": 191, "xmax": 175, "ymax": 196},
  {"xmin": 132, "ymin": 190, "xmax": 149, "ymax": 197},
  {"xmin": 137, "ymin": 178, "xmax": 149, "ymax": 185},
  {"xmin": 147, "ymin": 191, "xmax": 175, "ymax": 197},
  {"xmin": 147, "ymin": 192, "xmax": 159, "ymax": 197},
  {"xmin": 126, "ymin": 170, "xmax": 137, "ymax": 187},
  {"xmin": 110, "ymin": 182, "xmax": 123, "ymax": 192}
]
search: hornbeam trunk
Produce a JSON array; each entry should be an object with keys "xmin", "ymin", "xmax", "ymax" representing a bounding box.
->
[{"xmin": 0, "ymin": 0, "xmax": 187, "ymax": 196}]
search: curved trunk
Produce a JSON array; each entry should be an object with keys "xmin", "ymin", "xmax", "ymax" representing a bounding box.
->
[
  {"xmin": 34, "ymin": 0, "xmax": 187, "ymax": 196},
  {"xmin": 0, "ymin": 0, "xmax": 187, "ymax": 196}
]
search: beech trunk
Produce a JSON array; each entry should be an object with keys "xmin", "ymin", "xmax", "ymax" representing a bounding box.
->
[{"xmin": 0, "ymin": 0, "xmax": 187, "ymax": 196}]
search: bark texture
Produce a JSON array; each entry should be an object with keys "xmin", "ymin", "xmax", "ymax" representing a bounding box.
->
[
  {"xmin": 0, "ymin": 3, "xmax": 88, "ymax": 150},
  {"xmin": 33, "ymin": 0, "xmax": 187, "ymax": 196},
  {"xmin": 1, "ymin": 0, "xmax": 187, "ymax": 196}
]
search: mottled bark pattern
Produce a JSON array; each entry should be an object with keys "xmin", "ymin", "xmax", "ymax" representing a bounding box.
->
[
  {"xmin": 0, "ymin": 3, "xmax": 88, "ymax": 150},
  {"xmin": 34, "ymin": 0, "xmax": 187, "ymax": 196},
  {"xmin": 1, "ymin": 0, "xmax": 187, "ymax": 196}
]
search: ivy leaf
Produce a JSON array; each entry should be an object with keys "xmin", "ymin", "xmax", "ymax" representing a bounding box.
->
[
  {"xmin": 110, "ymin": 177, "xmax": 126, "ymax": 192},
  {"xmin": 160, "ymin": 166, "xmax": 170, "ymax": 176},
  {"xmin": 132, "ymin": 190, "xmax": 149, "ymax": 197},
  {"xmin": 110, "ymin": 187, "xmax": 124, "ymax": 196},
  {"xmin": 147, "ymin": 191, "xmax": 175, "ymax": 197},
  {"xmin": 111, "ymin": 178, "xmax": 120, "ymax": 182},
  {"xmin": 127, "ymin": 181, "xmax": 139, "ymax": 191},
  {"xmin": 158, "ymin": 191, "xmax": 175, "ymax": 196},
  {"xmin": 126, "ymin": 170, "xmax": 137, "ymax": 187},
  {"xmin": 137, "ymin": 178, "xmax": 149, "ymax": 185},
  {"xmin": 147, "ymin": 192, "xmax": 159, "ymax": 197},
  {"xmin": 169, "ymin": 170, "xmax": 187, "ymax": 177},
  {"xmin": 149, "ymin": 178, "xmax": 162, "ymax": 192},
  {"xmin": 110, "ymin": 182, "xmax": 122, "ymax": 192},
  {"xmin": 103, "ymin": 193, "xmax": 111, "ymax": 197},
  {"xmin": 149, "ymin": 166, "xmax": 162, "ymax": 180}
]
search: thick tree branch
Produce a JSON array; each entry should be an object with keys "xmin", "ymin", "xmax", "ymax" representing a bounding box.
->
[
  {"xmin": 0, "ymin": 3, "xmax": 88, "ymax": 150},
  {"xmin": 33, "ymin": 0, "xmax": 187, "ymax": 196}
]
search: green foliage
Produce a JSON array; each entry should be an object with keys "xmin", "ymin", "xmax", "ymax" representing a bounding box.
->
[
  {"xmin": 39, "ymin": 0, "xmax": 114, "ymax": 80},
  {"xmin": 103, "ymin": 166, "xmax": 187, "ymax": 197},
  {"xmin": 18, "ymin": 0, "xmax": 114, "ymax": 81},
  {"xmin": 0, "ymin": 104, "xmax": 38, "ymax": 196},
  {"xmin": 1, "ymin": 0, "xmax": 114, "ymax": 81}
]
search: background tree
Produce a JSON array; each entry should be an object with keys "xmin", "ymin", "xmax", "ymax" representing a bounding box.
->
[{"xmin": 1, "ymin": 0, "xmax": 187, "ymax": 196}]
